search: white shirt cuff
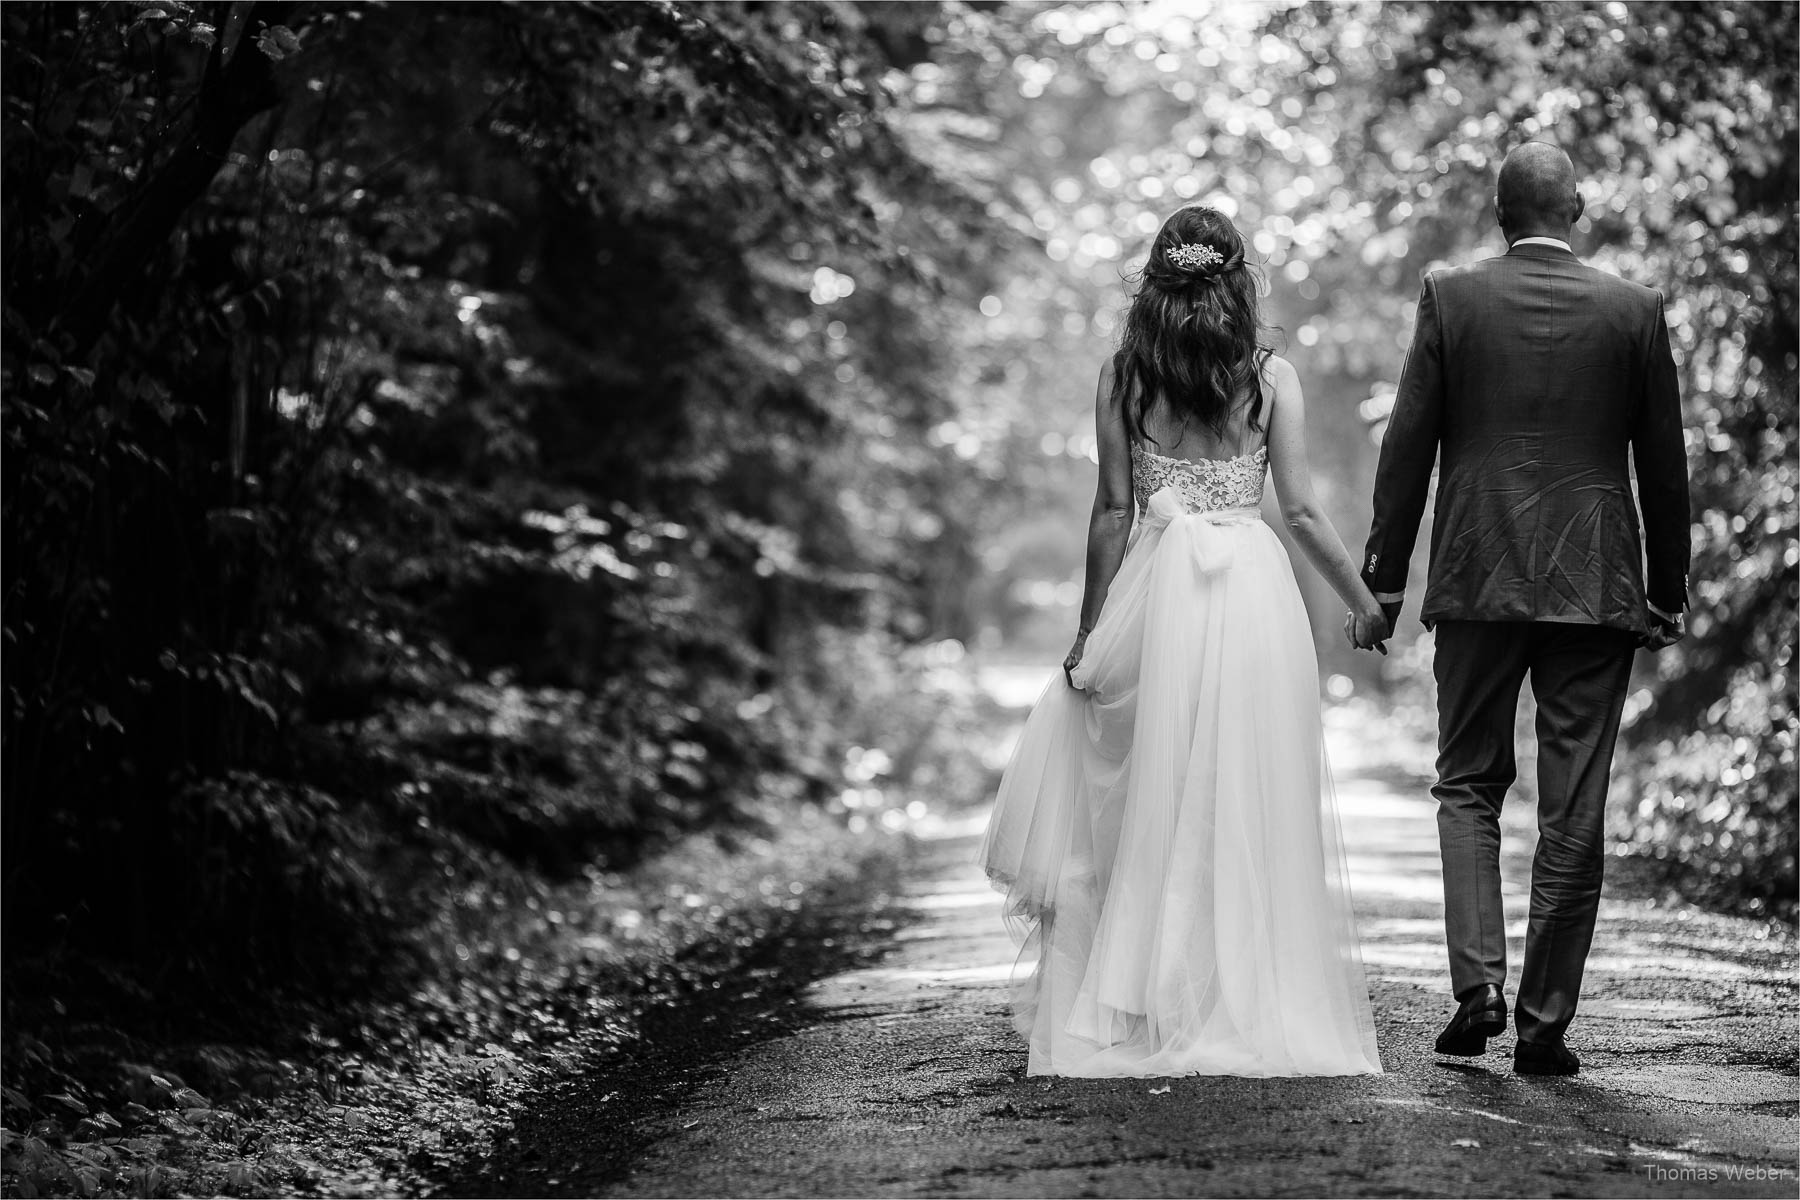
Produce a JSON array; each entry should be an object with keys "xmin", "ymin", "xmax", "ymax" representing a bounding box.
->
[
  {"xmin": 1646, "ymin": 600, "xmax": 1681, "ymax": 624},
  {"xmin": 1372, "ymin": 591, "xmax": 1405, "ymax": 604}
]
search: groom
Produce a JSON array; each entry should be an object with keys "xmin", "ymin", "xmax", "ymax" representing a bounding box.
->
[{"xmin": 1361, "ymin": 143, "xmax": 1691, "ymax": 1075}]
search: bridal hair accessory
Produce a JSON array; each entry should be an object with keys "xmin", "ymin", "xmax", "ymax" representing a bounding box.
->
[{"xmin": 1168, "ymin": 242, "xmax": 1225, "ymax": 272}]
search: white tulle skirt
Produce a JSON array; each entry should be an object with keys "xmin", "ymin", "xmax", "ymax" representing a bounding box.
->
[{"xmin": 979, "ymin": 496, "xmax": 1382, "ymax": 1077}]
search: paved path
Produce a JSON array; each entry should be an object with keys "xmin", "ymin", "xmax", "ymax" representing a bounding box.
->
[{"xmin": 588, "ymin": 696, "xmax": 1798, "ymax": 1198}]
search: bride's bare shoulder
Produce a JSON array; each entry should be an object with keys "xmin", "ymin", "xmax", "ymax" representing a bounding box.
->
[{"xmin": 1258, "ymin": 351, "xmax": 1299, "ymax": 390}]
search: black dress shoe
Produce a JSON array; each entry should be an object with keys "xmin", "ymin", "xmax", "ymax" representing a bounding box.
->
[
  {"xmin": 1514, "ymin": 1039, "xmax": 1580, "ymax": 1076},
  {"xmin": 1434, "ymin": 983, "xmax": 1508, "ymax": 1056}
]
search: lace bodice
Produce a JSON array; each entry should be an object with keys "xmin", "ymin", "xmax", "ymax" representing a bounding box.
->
[{"xmin": 1131, "ymin": 443, "xmax": 1268, "ymax": 513}]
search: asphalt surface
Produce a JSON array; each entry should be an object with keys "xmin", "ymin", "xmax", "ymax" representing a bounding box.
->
[{"xmin": 480, "ymin": 687, "xmax": 1799, "ymax": 1199}]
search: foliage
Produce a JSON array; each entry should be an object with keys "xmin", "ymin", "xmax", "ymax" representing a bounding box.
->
[
  {"xmin": 1, "ymin": 0, "xmax": 1007, "ymax": 993},
  {"xmin": 1, "ymin": 1, "xmax": 1024, "ymax": 1190}
]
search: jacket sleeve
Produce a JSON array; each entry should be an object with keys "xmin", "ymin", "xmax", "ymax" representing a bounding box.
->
[
  {"xmin": 1633, "ymin": 293, "xmax": 1691, "ymax": 614},
  {"xmin": 1362, "ymin": 272, "xmax": 1446, "ymax": 599}
]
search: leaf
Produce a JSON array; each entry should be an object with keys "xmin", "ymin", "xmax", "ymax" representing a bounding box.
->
[
  {"xmin": 63, "ymin": 367, "xmax": 96, "ymax": 389},
  {"xmin": 73, "ymin": 1112, "xmax": 122, "ymax": 1139},
  {"xmin": 27, "ymin": 365, "xmax": 54, "ymax": 386},
  {"xmin": 41, "ymin": 1094, "xmax": 87, "ymax": 1116},
  {"xmin": 1147, "ymin": 1084, "xmax": 1170, "ymax": 1095},
  {"xmin": 254, "ymin": 24, "xmax": 302, "ymax": 61},
  {"xmin": 1452, "ymin": 1137, "xmax": 1480, "ymax": 1148}
]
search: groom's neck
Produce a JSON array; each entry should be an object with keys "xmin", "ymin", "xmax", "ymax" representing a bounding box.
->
[{"xmin": 1504, "ymin": 222, "xmax": 1573, "ymax": 245}]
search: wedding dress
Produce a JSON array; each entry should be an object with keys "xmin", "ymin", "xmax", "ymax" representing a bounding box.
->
[{"xmin": 979, "ymin": 441, "xmax": 1382, "ymax": 1077}]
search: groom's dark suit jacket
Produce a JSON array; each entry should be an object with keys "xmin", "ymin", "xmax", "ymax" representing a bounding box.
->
[{"xmin": 1362, "ymin": 242, "xmax": 1690, "ymax": 636}]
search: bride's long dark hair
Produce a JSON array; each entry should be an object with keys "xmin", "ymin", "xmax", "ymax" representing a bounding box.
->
[{"xmin": 1113, "ymin": 204, "xmax": 1272, "ymax": 447}]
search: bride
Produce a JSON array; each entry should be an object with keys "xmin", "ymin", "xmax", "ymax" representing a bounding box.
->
[{"xmin": 980, "ymin": 203, "xmax": 1388, "ymax": 1078}]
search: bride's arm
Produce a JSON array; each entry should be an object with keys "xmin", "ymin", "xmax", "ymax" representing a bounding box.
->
[
  {"xmin": 1065, "ymin": 359, "xmax": 1134, "ymax": 681},
  {"xmin": 1264, "ymin": 356, "xmax": 1390, "ymax": 652}
]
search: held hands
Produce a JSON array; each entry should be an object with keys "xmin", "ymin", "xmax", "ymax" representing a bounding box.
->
[
  {"xmin": 1343, "ymin": 598, "xmax": 1392, "ymax": 655},
  {"xmin": 1643, "ymin": 612, "xmax": 1685, "ymax": 651}
]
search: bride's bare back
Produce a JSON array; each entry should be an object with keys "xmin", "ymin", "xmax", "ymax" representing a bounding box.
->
[{"xmin": 1132, "ymin": 389, "xmax": 1269, "ymax": 463}]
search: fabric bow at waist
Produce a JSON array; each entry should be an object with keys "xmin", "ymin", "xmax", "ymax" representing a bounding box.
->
[{"xmin": 1140, "ymin": 488, "xmax": 1261, "ymax": 574}]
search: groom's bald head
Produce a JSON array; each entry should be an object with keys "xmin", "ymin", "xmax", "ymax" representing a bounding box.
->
[{"xmin": 1495, "ymin": 143, "xmax": 1582, "ymax": 240}]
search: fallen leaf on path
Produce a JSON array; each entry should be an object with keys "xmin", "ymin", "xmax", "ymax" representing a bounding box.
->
[
  {"xmin": 1452, "ymin": 1138, "xmax": 1480, "ymax": 1148},
  {"xmin": 1148, "ymin": 1084, "xmax": 1170, "ymax": 1095}
]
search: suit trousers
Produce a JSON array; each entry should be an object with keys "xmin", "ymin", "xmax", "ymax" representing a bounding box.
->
[{"xmin": 1432, "ymin": 620, "xmax": 1637, "ymax": 1045}]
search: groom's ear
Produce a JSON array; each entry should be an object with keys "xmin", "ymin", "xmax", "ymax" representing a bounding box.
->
[
  {"xmin": 1492, "ymin": 196, "xmax": 1506, "ymax": 233},
  {"xmin": 1569, "ymin": 186, "xmax": 1585, "ymax": 225}
]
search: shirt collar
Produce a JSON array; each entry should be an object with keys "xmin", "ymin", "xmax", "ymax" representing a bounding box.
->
[{"xmin": 1510, "ymin": 235, "xmax": 1573, "ymax": 253}]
